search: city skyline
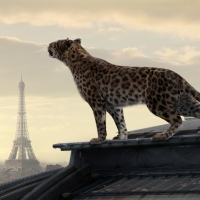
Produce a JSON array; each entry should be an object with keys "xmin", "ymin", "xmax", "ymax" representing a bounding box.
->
[{"xmin": 0, "ymin": 0, "xmax": 200, "ymax": 163}]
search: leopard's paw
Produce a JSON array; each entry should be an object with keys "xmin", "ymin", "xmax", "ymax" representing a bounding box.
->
[
  {"xmin": 90, "ymin": 138, "xmax": 106, "ymax": 144},
  {"xmin": 120, "ymin": 134, "xmax": 128, "ymax": 140},
  {"xmin": 113, "ymin": 134, "xmax": 127, "ymax": 140},
  {"xmin": 152, "ymin": 132, "xmax": 167, "ymax": 141},
  {"xmin": 113, "ymin": 135, "xmax": 119, "ymax": 140}
]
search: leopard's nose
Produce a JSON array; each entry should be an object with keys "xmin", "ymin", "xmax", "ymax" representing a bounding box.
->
[{"xmin": 48, "ymin": 48, "xmax": 53, "ymax": 57}]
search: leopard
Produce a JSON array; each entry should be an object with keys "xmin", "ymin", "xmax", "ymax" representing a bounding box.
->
[{"xmin": 48, "ymin": 38, "xmax": 200, "ymax": 144}]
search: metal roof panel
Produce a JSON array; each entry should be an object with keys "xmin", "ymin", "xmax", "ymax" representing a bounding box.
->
[
  {"xmin": 74, "ymin": 174, "xmax": 200, "ymax": 200},
  {"xmin": 128, "ymin": 118, "xmax": 200, "ymax": 135}
]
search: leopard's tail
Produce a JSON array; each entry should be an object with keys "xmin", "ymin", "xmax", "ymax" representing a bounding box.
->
[{"xmin": 184, "ymin": 81, "xmax": 200, "ymax": 102}]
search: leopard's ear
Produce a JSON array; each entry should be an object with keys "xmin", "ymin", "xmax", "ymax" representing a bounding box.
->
[
  {"xmin": 74, "ymin": 38, "xmax": 81, "ymax": 44},
  {"xmin": 65, "ymin": 38, "xmax": 72, "ymax": 48}
]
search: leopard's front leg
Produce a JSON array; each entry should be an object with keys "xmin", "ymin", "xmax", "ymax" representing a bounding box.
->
[
  {"xmin": 85, "ymin": 86, "xmax": 107, "ymax": 144},
  {"xmin": 106, "ymin": 105, "xmax": 128, "ymax": 140},
  {"xmin": 90, "ymin": 106, "xmax": 107, "ymax": 144}
]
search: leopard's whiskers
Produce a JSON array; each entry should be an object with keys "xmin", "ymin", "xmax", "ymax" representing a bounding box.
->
[{"xmin": 35, "ymin": 45, "xmax": 48, "ymax": 56}]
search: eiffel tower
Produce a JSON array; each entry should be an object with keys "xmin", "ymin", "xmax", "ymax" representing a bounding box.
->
[{"xmin": 4, "ymin": 76, "xmax": 41, "ymax": 175}]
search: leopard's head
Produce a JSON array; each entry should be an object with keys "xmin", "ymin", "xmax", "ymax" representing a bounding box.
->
[{"xmin": 48, "ymin": 38, "xmax": 84, "ymax": 66}]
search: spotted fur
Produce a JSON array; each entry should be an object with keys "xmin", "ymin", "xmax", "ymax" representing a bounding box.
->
[{"xmin": 48, "ymin": 38, "xmax": 200, "ymax": 144}]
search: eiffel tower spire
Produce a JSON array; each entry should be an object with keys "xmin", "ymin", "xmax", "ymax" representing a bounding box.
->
[{"xmin": 4, "ymin": 76, "xmax": 41, "ymax": 175}]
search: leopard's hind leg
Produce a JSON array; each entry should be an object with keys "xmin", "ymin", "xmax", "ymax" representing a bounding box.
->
[
  {"xmin": 176, "ymin": 92, "xmax": 200, "ymax": 118},
  {"xmin": 146, "ymin": 93, "xmax": 182, "ymax": 141},
  {"xmin": 149, "ymin": 107, "xmax": 182, "ymax": 141},
  {"xmin": 152, "ymin": 115, "xmax": 182, "ymax": 141},
  {"xmin": 145, "ymin": 71, "xmax": 183, "ymax": 141}
]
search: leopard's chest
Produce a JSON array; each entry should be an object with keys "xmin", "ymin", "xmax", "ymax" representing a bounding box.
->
[
  {"xmin": 73, "ymin": 75, "xmax": 86, "ymax": 97},
  {"xmin": 73, "ymin": 71, "xmax": 94, "ymax": 100}
]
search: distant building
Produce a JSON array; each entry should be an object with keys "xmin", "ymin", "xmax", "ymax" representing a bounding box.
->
[
  {"xmin": 3, "ymin": 76, "xmax": 41, "ymax": 178},
  {"xmin": 46, "ymin": 164, "xmax": 62, "ymax": 171}
]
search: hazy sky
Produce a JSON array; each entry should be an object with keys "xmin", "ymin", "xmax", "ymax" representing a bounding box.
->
[{"xmin": 0, "ymin": 0, "xmax": 200, "ymax": 164}]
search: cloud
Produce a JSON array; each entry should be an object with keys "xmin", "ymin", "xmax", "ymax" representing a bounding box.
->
[
  {"xmin": 0, "ymin": 36, "xmax": 40, "ymax": 45},
  {"xmin": 1, "ymin": 0, "xmax": 200, "ymax": 39},
  {"xmin": 0, "ymin": 37, "xmax": 77, "ymax": 97},
  {"xmin": 113, "ymin": 47, "xmax": 146, "ymax": 58},
  {"xmin": 87, "ymin": 47, "xmax": 149, "ymax": 66},
  {"xmin": 155, "ymin": 46, "xmax": 200, "ymax": 65}
]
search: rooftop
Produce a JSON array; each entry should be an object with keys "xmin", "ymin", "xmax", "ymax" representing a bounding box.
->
[
  {"xmin": 1, "ymin": 118, "xmax": 200, "ymax": 200},
  {"xmin": 53, "ymin": 117, "xmax": 200, "ymax": 151}
]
